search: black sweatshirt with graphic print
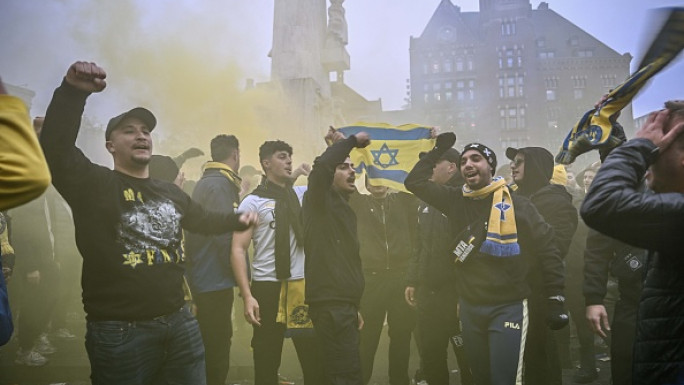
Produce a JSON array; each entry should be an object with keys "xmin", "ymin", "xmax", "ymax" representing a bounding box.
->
[{"xmin": 40, "ymin": 80, "xmax": 248, "ymax": 321}]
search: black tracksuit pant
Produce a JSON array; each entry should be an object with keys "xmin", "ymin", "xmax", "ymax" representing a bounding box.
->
[
  {"xmin": 250, "ymin": 281, "xmax": 323, "ymax": 385},
  {"xmin": 416, "ymin": 281, "xmax": 472, "ymax": 385},
  {"xmin": 359, "ymin": 270, "xmax": 416, "ymax": 385}
]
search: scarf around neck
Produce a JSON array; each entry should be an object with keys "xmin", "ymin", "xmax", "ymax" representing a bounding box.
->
[
  {"xmin": 251, "ymin": 179, "xmax": 303, "ymax": 280},
  {"xmin": 203, "ymin": 161, "xmax": 242, "ymax": 190},
  {"xmin": 462, "ymin": 177, "xmax": 520, "ymax": 257}
]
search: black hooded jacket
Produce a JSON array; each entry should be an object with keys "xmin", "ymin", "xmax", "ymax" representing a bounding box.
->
[{"xmin": 513, "ymin": 147, "xmax": 578, "ymax": 259}]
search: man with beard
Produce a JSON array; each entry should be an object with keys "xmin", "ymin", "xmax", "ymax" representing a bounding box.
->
[
  {"xmin": 39, "ymin": 61, "xmax": 257, "ymax": 385},
  {"xmin": 405, "ymin": 133, "xmax": 567, "ymax": 385},
  {"xmin": 507, "ymin": 147, "xmax": 577, "ymax": 385},
  {"xmin": 303, "ymin": 129, "xmax": 370, "ymax": 385}
]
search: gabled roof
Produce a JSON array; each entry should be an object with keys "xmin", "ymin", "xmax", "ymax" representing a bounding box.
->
[{"xmin": 416, "ymin": 0, "xmax": 479, "ymax": 44}]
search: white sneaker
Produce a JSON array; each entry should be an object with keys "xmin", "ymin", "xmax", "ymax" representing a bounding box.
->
[
  {"xmin": 53, "ymin": 328, "xmax": 76, "ymax": 339},
  {"xmin": 34, "ymin": 333, "xmax": 57, "ymax": 355},
  {"xmin": 15, "ymin": 348, "xmax": 48, "ymax": 366}
]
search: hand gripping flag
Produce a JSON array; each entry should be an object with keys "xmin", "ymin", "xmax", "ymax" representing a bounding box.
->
[
  {"xmin": 337, "ymin": 123, "xmax": 435, "ymax": 192},
  {"xmin": 556, "ymin": 8, "xmax": 684, "ymax": 165}
]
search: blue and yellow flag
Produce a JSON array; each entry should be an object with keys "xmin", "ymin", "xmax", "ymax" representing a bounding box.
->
[
  {"xmin": 337, "ymin": 123, "xmax": 435, "ymax": 192},
  {"xmin": 555, "ymin": 7, "xmax": 684, "ymax": 165}
]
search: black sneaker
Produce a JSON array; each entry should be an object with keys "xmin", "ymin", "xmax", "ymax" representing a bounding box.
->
[{"xmin": 572, "ymin": 367, "xmax": 598, "ymax": 384}]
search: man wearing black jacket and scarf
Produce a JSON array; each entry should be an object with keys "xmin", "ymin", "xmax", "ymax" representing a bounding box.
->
[
  {"xmin": 405, "ymin": 148, "xmax": 473, "ymax": 385},
  {"xmin": 581, "ymin": 102, "xmax": 684, "ymax": 385},
  {"xmin": 231, "ymin": 140, "xmax": 323, "ymax": 385},
  {"xmin": 39, "ymin": 61, "xmax": 257, "ymax": 385},
  {"xmin": 303, "ymin": 129, "xmax": 370, "ymax": 385},
  {"xmin": 507, "ymin": 146, "xmax": 578, "ymax": 385},
  {"xmin": 405, "ymin": 133, "xmax": 567, "ymax": 385}
]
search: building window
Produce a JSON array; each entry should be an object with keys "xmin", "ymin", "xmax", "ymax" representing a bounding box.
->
[
  {"xmin": 500, "ymin": 106, "xmax": 526, "ymax": 130},
  {"xmin": 569, "ymin": 36, "xmax": 579, "ymax": 46},
  {"xmin": 501, "ymin": 20, "xmax": 517, "ymax": 36},
  {"xmin": 546, "ymin": 90, "xmax": 556, "ymax": 101},
  {"xmin": 444, "ymin": 60, "xmax": 453, "ymax": 73},
  {"xmin": 445, "ymin": 91, "xmax": 453, "ymax": 101},
  {"xmin": 467, "ymin": 57, "xmax": 474, "ymax": 71},
  {"xmin": 574, "ymin": 89, "xmax": 583, "ymax": 100},
  {"xmin": 432, "ymin": 61, "xmax": 440, "ymax": 74},
  {"xmin": 545, "ymin": 77, "xmax": 559, "ymax": 89},
  {"xmin": 456, "ymin": 58, "xmax": 464, "ymax": 72},
  {"xmin": 601, "ymin": 74, "xmax": 618, "ymax": 88},
  {"xmin": 577, "ymin": 50, "xmax": 594, "ymax": 57},
  {"xmin": 445, "ymin": 81, "xmax": 452, "ymax": 90},
  {"xmin": 572, "ymin": 75, "xmax": 587, "ymax": 88}
]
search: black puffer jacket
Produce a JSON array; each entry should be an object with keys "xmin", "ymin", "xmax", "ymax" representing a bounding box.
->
[{"xmin": 581, "ymin": 138, "xmax": 684, "ymax": 385}]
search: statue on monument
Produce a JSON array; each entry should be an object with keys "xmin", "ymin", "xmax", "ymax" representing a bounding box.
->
[{"xmin": 327, "ymin": 0, "xmax": 348, "ymax": 46}]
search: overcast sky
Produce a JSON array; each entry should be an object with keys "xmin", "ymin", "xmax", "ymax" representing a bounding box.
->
[{"xmin": 1, "ymin": 0, "xmax": 682, "ymax": 130}]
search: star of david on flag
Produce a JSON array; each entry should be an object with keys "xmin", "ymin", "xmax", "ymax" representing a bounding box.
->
[{"xmin": 336, "ymin": 123, "xmax": 435, "ymax": 192}]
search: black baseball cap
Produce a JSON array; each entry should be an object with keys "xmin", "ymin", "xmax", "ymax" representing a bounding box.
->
[{"xmin": 105, "ymin": 107, "xmax": 157, "ymax": 140}]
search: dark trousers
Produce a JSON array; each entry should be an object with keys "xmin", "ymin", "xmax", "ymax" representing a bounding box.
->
[
  {"xmin": 524, "ymin": 292, "xmax": 562, "ymax": 385},
  {"xmin": 416, "ymin": 282, "xmax": 472, "ymax": 385},
  {"xmin": 359, "ymin": 270, "xmax": 416, "ymax": 385},
  {"xmin": 17, "ymin": 263, "xmax": 58, "ymax": 350},
  {"xmin": 250, "ymin": 281, "xmax": 323, "ymax": 385},
  {"xmin": 566, "ymin": 276, "xmax": 596, "ymax": 370},
  {"xmin": 309, "ymin": 301, "xmax": 362, "ymax": 385},
  {"xmin": 51, "ymin": 252, "xmax": 82, "ymax": 330},
  {"xmin": 194, "ymin": 288, "xmax": 234, "ymax": 385},
  {"xmin": 611, "ymin": 278, "xmax": 642, "ymax": 385},
  {"xmin": 460, "ymin": 298, "xmax": 527, "ymax": 385}
]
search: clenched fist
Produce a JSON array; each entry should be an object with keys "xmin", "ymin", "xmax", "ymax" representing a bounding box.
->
[{"xmin": 65, "ymin": 61, "xmax": 107, "ymax": 93}]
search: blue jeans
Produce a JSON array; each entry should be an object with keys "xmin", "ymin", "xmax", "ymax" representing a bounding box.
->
[{"xmin": 85, "ymin": 305, "xmax": 206, "ymax": 385}]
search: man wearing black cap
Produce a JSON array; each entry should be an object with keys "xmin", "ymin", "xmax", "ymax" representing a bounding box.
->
[
  {"xmin": 39, "ymin": 61, "xmax": 257, "ymax": 385},
  {"xmin": 506, "ymin": 147, "xmax": 577, "ymax": 385},
  {"xmin": 405, "ymin": 148, "xmax": 473, "ymax": 385},
  {"xmin": 405, "ymin": 133, "xmax": 567, "ymax": 385}
]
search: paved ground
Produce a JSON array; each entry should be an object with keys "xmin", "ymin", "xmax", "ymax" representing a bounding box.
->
[{"xmin": 0, "ymin": 316, "xmax": 612, "ymax": 385}]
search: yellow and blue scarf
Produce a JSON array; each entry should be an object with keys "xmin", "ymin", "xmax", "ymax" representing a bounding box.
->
[
  {"xmin": 463, "ymin": 177, "xmax": 520, "ymax": 257},
  {"xmin": 556, "ymin": 8, "xmax": 684, "ymax": 165}
]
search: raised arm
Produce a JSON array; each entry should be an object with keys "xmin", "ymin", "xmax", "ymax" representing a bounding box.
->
[
  {"xmin": 306, "ymin": 133, "xmax": 367, "ymax": 209},
  {"xmin": 404, "ymin": 133, "xmax": 460, "ymax": 215},
  {"xmin": 581, "ymin": 109, "xmax": 684, "ymax": 252},
  {"xmin": 39, "ymin": 62, "xmax": 107, "ymax": 201},
  {"xmin": 0, "ymin": 83, "xmax": 50, "ymax": 210}
]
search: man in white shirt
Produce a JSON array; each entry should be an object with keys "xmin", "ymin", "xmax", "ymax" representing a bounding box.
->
[{"xmin": 231, "ymin": 140, "xmax": 322, "ymax": 385}]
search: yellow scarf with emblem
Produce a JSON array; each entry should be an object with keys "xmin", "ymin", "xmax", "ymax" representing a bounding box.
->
[
  {"xmin": 462, "ymin": 177, "xmax": 520, "ymax": 257},
  {"xmin": 276, "ymin": 279, "xmax": 314, "ymax": 336}
]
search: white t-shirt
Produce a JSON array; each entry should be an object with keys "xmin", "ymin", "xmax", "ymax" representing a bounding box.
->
[{"xmin": 238, "ymin": 185, "xmax": 307, "ymax": 282}]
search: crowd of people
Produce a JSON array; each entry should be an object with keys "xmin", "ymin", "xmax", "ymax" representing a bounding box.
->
[{"xmin": 1, "ymin": 60, "xmax": 683, "ymax": 385}]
